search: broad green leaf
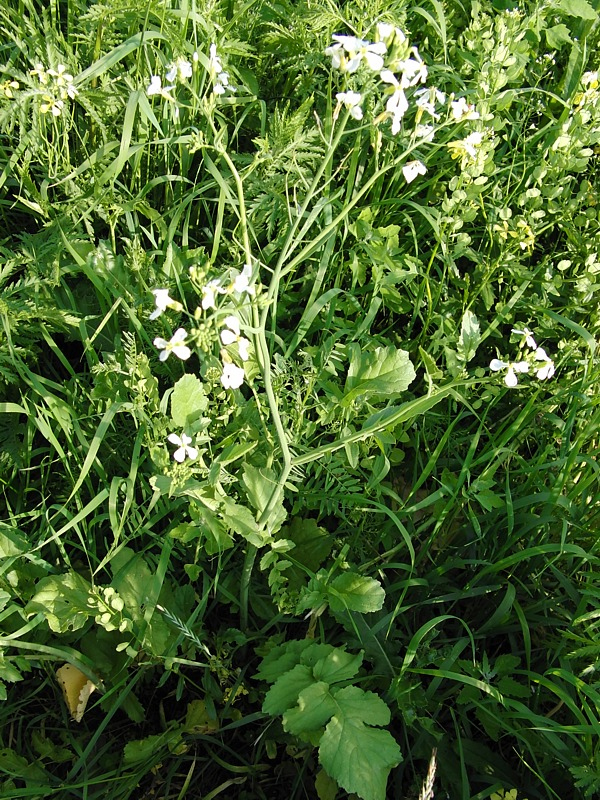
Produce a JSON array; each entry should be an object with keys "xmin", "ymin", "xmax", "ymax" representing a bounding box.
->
[
  {"xmin": 263, "ymin": 664, "xmax": 314, "ymax": 715},
  {"xmin": 283, "ymin": 681, "xmax": 337, "ymax": 735},
  {"xmin": 221, "ymin": 497, "xmax": 269, "ymax": 546},
  {"xmin": 497, "ymin": 676, "xmax": 530, "ymax": 698},
  {"xmin": 0, "ymin": 747, "xmax": 49, "ymax": 782},
  {"xmin": 241, "ymin": 464, "xmax": 287, "ymax": 533},
  {"xmin": 0, "ymin": 525, "xmax": 29, "ymax": 558},
  {"xmin": 255, "ymin": 639, "xmax": 319, "ymax": 683},
  {"xmin": 315, "ymin": 768, "xmax": 339, "ymax": 800},
  {"xmin": 342, "ymin": 345, "xmax": 416, "ymax": 406},
  {"xmin": 170, "ymin": 374, "xmax": 207, "ymax": 428},
  {"xmin": 313, "ymin": 648, "xmax": 363, "ymax": 685},
  {"xmin": 558, "ymin": 0, "xmax": 598, "ymax": 19},
  {"xmin": 456, "ymin": 310, "xmax": 480, "ymax": 363},
  {"xmin": 31, "ymin": 732, "xmax": 73, "ymax": 764},
  {"xmin": 328, "ymin": 572, "xmax": 385, "ymax": 613},
  {"xmin": 545, "ymin": 23, "xmax": 573, "ymax": 48},
  {"xmin": 25, "ymin": 572, "xmax": 93, "ymax": 633},
  {"xmin": 276, "ymin": 518, "xmax": 334, "ymax": 591},
  {"xmin": 318, "ymin": 686, "xmax": 402, "ymax": 800},
  {"xmin": 110, "ymin": 548, "xmax": 171, "ymax": 656}
]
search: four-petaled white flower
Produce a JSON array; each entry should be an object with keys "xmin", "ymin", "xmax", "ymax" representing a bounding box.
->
[
  {"xmin": 328, "ymin": 35, "xmax": 387, "ymax": 73},
  {"xmin": 534, "ymin": 347, "xmax": 555, "ymax": 380},
  {"xmin": 451, "ymin": 97, "xmax": 480, "ymax": 121},
  {"xmin": 154, "ymin": 328, "xmax": 191, "ymax": 361},
  {"xmin": 167, "ymin": 432, "xmax": 198, "ymax": 462},
  {"xmin": 402, "ymin": 160, "xmax": 427, "ymax": 184},
  {"xmin": 221, "ymin": 362, "xmax": 245, "ymax": 389},
  {"xmin": 220, "ymin": 315, "xmax": 251, "ymax": 361},
  {"xmin": 231, "ymin": 263, "xmax": 255, "ymax": 296},
  {"xmin": 414, "ymin": 87, "xmax": 445, "ymax": 120},
  {"xmin": 150, "ymin": 289, "xmax": 183, "ymax": 320},
  {"xmin": 512, "ymin": 327, "xmax": 537, "ymax": 349},
  {"xmin": 380, "ymin": 70, "xmax": 409, "ymax": 134},
  {"xmin": 201, "ymin": 279, "xmax": 225, "ymax": 310},
  {"xmin": 396, "ymin": 51, "xmax": 428, "ymax": 87},
  {"xmin": 147, "ymin": 75, "xmax": 175, "ymax": 98},
  {"xmin": 166, "ymin": 57, "xmax": 193, "ymax": 83},
  {"xmin": 489, "ymin": 358, "xmax": 529, "ymax": 387},
  {"xmin": 214, "ymin": 70, "xmax": 235, "ymax": 95},
  {"xmin": 335, "ymin": 91, "xmax": 363, "ymax": 120}
]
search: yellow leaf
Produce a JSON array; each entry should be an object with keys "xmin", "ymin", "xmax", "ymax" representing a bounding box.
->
[{"xmin": 56, "ymin": 664, "xmax": 95, "ymax": 723}]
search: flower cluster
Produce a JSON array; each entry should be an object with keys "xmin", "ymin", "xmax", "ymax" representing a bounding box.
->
[
  {"xmin": 489, "ymin": 327, "xmax": 555, "ymax": 387},
  {"xmin": 30, "ymin": 63, "xmax": 78, "ymax": 116},
  {"xmin": 208, "ymin": 44, "xmax": 235, "ymax": 96},
  {"xmin": 325, "ymin": 23, "xmax": 481, "ymax": 184},
  {"xmin": 150, "ymin": 264, "xmax": 254, "ymax": 395}
]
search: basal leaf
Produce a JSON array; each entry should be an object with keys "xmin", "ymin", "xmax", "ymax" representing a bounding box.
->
[
  {"xmin": 221, "ymin": 497, "xmax": 269, "ymax": 546},
  {"xmin": 313, "ymin": 648, "xmax": 363, "ymax": 685},
  {"xmin": 283, "ymin": 681, "xmax": 336, "ymax": 735},
  {"xmin": 262, "ymin": 663, "xmax": 314, "ymax": 716},
  {"xmin": 342, "ymin": 345, "xmax": 416, "ymax": 406},
  {"xmin": 170, "ymin": 374, "xmax": 208, "ymax": 428},
  {"xmin": 456, "ymin": 309, "xmax": 480, "ymax": 363},
  {"xmin": 26, "ymin": 572, "xmax": 93, "ymax": 633},
  {"xmin": 255, "ymin": 639, "xmax": 320, "ymax": 683},
  {"xmin": 318, "ymin": 686, "xmax": 402, "ymax": 800},
  {"xmin": 328, "ymin": 572, "xmax": 385, "ymax": 613}
]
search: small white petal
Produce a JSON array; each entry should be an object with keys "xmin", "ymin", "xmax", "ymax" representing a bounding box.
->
[
  {"xmin": 402, "ymin": 160, "xmax": 427, "ymax": 184},
  {"xmin": 223, "ymin": 315, "xmax": 241, "ymax": 335},
  {"xmin": 238, "ymin": 337, "xmax": 251, "ymax": 361},
  {"xmin": 489, "ymin": 359, "xmax": 508, "ymax": 371},
  {"xmin": 220, "ymin": 329, "xmax": 238, "ymax": 346},
  {"xmin": 220, "ymin": 362, "xmax": 245, "ymax": 389},
  {"xmin": 504, "ymin": 368, "xmax": 518, "ymax": 387}
]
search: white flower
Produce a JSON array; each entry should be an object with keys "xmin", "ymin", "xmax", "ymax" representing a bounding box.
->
[
  {"xmin": 396, "ymin": 51, "xmax": 428, "ymax": 87},
  {"xmin": 167, "ymin": 432, "xmax": 198, "ymax": 462},
  {"xmin": 201, "ymin": 279, "xmax": 225, "ymax": 310},
  {"xmin": 462, "ymin": 131, "xmax": 485, "ymax": 156},
  {"xmin": 220, "ymin": 315, "xmax": 251, "ymax": 361},
  {"xmin": 231, "ymin": 263, "xmax": 255, "ymax": 295},
  {"xmin": 166, "ymin": 57, "xmax": 193, "ymax": 83},
  {"xmin": 208, "ymin": 44, "xmax": 223, "ymax": 75},
  {"xmin": 221, "ymin": 362, "xmax": 245, "ymax": 389},
  {"xmin": 512, "ymin": 327, "xmax": 537, "ymax": 349},
  {"xmin": 376, "ymin": 23, "xmax": 407, "ymax": 47},
  {"xmin": 329, "ymin": 35, "xmax": 387, "ymax": 73},
  {"xmin": 154, "ymin": 328, "xmax": 191, "ymax": 361},
  {"xmin": 534, "ymin": 347, "xmax": 555, "ymax": 380},
  {"xmin": 214, "ymin": 70, "xmax": 235, "ymax": 95},
  {"xmin": 451, "ymin": 96, "xmax": 480, "ymax": 121},
  {"xmin": 414, "ymin": 87, "xmax": 445, "ymax": 120},
  {"xmin": 415, "ymin": 124, "xmax": 435, "ymax": 142},
  {"xmin": 335, "ymin": 91, "xmax": 363, "ymax": 120},
  {"xmin": 380, "ymin": 70, "xmax": 409, "ymax": 134},
  {"xmin": 147, "ymin": 75, "xmax": 175, "ymax": 98},
  {"xmin": 150, "ymin": 289, "xmax": 182, "ymax": 320},
  {"xmin": 489, "ymin": 358, "xmax": 529, "ymax": 387},
  {"xmin": 402, "ymin": 160, "xmax": 427, "ymax": 184}
]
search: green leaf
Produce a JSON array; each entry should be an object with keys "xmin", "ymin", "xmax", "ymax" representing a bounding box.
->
[
  {"xmin": 328, "ymin": 572, "xmax": 385, "ymax": 613},
  {"xmin": 255, "ymin": 639, "xmax": 323, "ymax": 683},
  {"xmin": 219, "ymin": 497, "xmax": 264, "ymax": 546},
  {"xmin": 497, "ymin": 676, "xmax": 530, "ymax": 698},
  {"xmin": 25, "ymin": 572, "xmax": 93, "ymax": 633},
  {"xmin": 318, "ymin": 686, "xmax": 402, "ymax": 800},
  {"xmin": 170, "ymin": 374, "xmax": 208, "ymax": 428},
  {"xmin": 241, "ymin": 464, "xmax": 287, "ymax": 533},
  {"xmin": 545, "ymin": 23, "xmax": 573, "ymax": 48},
  {"xmin": 342, "ymin": 345, "xmax": 416, "ymax": 406},
  {"xmin": 110, "ymin": 548, "xmax": 171, "ymax": 656},
  {"xmin": 263, "ymin": 664, "xmax": 315, "ymax": 715},
  {"xmin": 558, "ymin": 0, "xmax": 598, "ymax": 20},
  {"xmin": 276, "ymin": 518, "xmax": 333, "ymax": 591},
  {"xmin": 456, "ymin": 310, "xmax": 481, "ymax": 364},
  {"xmin": 313, "ymin": 648, "xmax": 363, "ymax": 684},
  {"xmin": 283, "ymin": 681, "xmax": 337, "ymax": 735}
]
